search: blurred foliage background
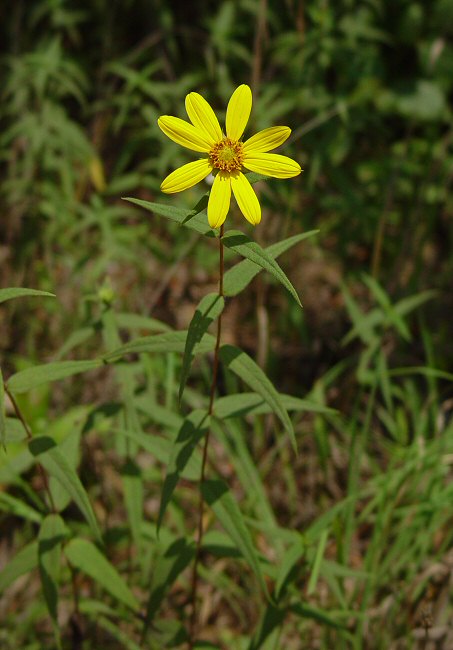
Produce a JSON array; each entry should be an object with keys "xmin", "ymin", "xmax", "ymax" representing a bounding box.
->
[{"xmin": 1, "ymin": 0, "xmax": 453, "ymax": 648}]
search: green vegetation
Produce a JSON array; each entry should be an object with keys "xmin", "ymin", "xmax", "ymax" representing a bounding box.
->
[{"xmin": 1, "ymin": 1, "xmax": 453, "ymax": 648}]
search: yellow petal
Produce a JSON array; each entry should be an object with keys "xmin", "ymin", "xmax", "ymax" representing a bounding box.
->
[
  {"xmin": 158, "ymin": 116, "xmax": 212, "ymax": 152},
  {"xmin": 161, "ymin": 159, "xmax": 212, "ymax": 194},
  {"xmin": 231, "ymin": 172, "xmax": 261, "ymax": 225},
  {"xmin": 243, "ymin": 153, "xmax": 302, "ymax": 178},
  {"xmin": 243, "ymin": 126, "xmax": 291, "ymax": 154},
  {"xmin": 185, "ymin": 92, "xmax": 222, "ymax": 143},
  {"xmin": 208, "ymin": 172, "xmax": 231, "ymax": 229},
  {"xmin": 226, "ymin": 84, "xmax": 252, "ymax": 141}
]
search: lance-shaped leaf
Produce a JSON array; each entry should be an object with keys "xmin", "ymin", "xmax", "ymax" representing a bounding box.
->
[
  {"xmin": 38, "ymin": 514, "xmax": 67, "ymax": 647},
  {"xmin": 221, "ymin": 230, "xmax": 302, "ymax": 306},
  {"xmin": 214, "ymin": 392, "xmax": 335, "ymax": 420},
  {"xmin": 179, "ymin": 293, "xmax": 224, "ymax": 401},
  {"xmin": 28, "ymin": 436, "xmax": 102, "ymax": 542},
  {"xmin": 64, "ymin": 538, "xmax": 139, "ymax": 611},
  {"xmin": 0, "ymin": 541, "xmax": 38, "ymax": 592},
  {"xmin": 125, "ymin": 174, "xmax": 265, "ymax": 238},
  {"xmin": 157, "ymin": 410, "xmax": 209, "ymax": 531},
  {"xmin": 124, "ymin": 197, "xmax": 215, "ymax": 236},
  {"xmin": 103, "ymin": 330, "xmax": 216, "ymax": 363},
  {"xmin": 0, "ymin": 288, "xmax": 55, "ymax": 304},
  {"xmin": 219, "ymin": 345, "xmax": 296, "ymax": 451},
  {"xmin": 202, "ymin": 479, "xmax": 269, "ymax": 599},
  {"xmin": 7, "ymin": 360, "xmax": 103, "ymax": 394},
  {"xmin": 223, "ymin": 231, "xmax": 318, "ymax": 297}
]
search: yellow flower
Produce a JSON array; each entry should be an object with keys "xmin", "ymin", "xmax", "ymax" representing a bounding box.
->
[{"xmin": 158, "ymin": 84, "xmax": 302, "ymax": 229}]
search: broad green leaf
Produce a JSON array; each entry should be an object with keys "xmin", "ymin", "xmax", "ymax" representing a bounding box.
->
[
  {"xmin": 7, "ymin": 360, "xmax": 103, "ymax": 394},
  {"xmin": 28, "ymin": 436, "xmax": 102, "ymax": 542},
  {"xmin": 124, "ymin": 197, "xmax": 215, "ymax": 236},
  {"xmin": 0, "ymin": 367, "xmax": 5, "ymax": 448},
  {"xmin": 38, "ymin": 514, "xmax": 67, "ymax": 646},
  {"xmin": 0, "ymin": 288, "xmax": 55, "ymax": 304},
  {"xmin": 0, "ymin": 541, "xmax": 38, "ymax": 592},
  {"xmin": 223, "ymin": 231, "xmax": 318, "ymax": 297},
  {"xmin": 0, "ymin": 492, "xmax": 43, "ymax": 523},
  {"xmin": 219, "ymin": 345, "xmax": 296, "ymax": 451},
  {"xmin": 157, "ymin": 410, "xmax": 209, "ymax": 531},
  {"xmin": 202, "ymin": 479, "xmax": 269, "ymax": 599},
  {"xmin": 214, "ymin": 392, "xmax": 336, "ymax": 420},
  {"xmin": 103, "ymin": 330, "xmax": 216, "ymax": 362},
  {"xmin": 64, "ymin": 538, "xmax": 139, "ymax": 611},
  {"xmin": 221, "ymin": 230, "xmax": 302, "ymax": 306},
  {"xmin": 125, "ymin": 174, "xmax": 264, "ymax": 240},
  {"xmin": 179, "ymin": 293, "xmax": 224, "ymax": 401}
]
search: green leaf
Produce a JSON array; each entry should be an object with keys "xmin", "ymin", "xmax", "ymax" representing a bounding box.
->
[
  {"xmin": 223, "ymin": 231, "xmax": 318, "ymax": 297},
  {"xmin": 157, "ymin": 410, "xmax": 209, "ymax": 531},
  {"xmin": 0, "ymin": 492, "xmax": 43, "ymax": 524},
  {"xmin": 290, "ymin": 602, "xmax": 346, "ymax": 629},
  {"xmin": 222, "ymin": 230, "xmax": 301, "ymax": 306},
  {"xmin": 38, "ymin": 514, "xmax": 67, "ymax": 647},
  {"xmin": 307, "ymin": 528, "xmax": 329, "ymax": 595},
  {"xmin": 0, "ymin": 288, "xmax": 55, "ymax": 304},
  {"xmin": 0, "ymin": 367, "xmax": 5, "ymax": 448},
  {"xmin": 144, "ymin": 537, "xmax": 194, "ymax": 627},
  {"xmin": 103, "ymin": 330, "xmax": 216, "ymax": 362},
  {"xmin": 214, "ymin": 392, "xmax": 335, "ymax": 420},
  {"xmin": 218, "ymin": 345, "xmax": 296, "ymax": 451},
  {"xmin": 124, "ymin": 197, "xmax": 215, "ymax": 236},
  {"xmin": 179, "ymin": 293, "xmax": 224, "ymax": 401},
  {"xmin": 28, "ymin": 436, "xmax": 102, "ymax": 542},
  {"xmin": 0, "ymin": 541, "xmax": 38, "ymax": 592},
  {"xmin": 64, "ymin": 538, "xmax": 139, "ymax": 611},
  {"xmin": 202, "ymin": 479, "xmax": 269, "ymax": 599},
  {"xmin": 117, "ymin": 427, "xmax": 201, "ymax": 481},
  {"xmin": 7, "ymin": 360, "xmax": 103, "ymax": 394}
]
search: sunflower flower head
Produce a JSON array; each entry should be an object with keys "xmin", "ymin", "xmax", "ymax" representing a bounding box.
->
[{"xmin": 158, "ymin": 84, "xmax": 302, "ymax": 229}]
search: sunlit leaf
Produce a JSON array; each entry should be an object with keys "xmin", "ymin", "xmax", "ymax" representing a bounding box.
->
[
  {"xmin": 219, "ymin": 345, "xmax": 296, "ymax": 451},
  {"xmin": 222, "ymin": 230, "xmax": 302, "ymax": 306},
  {"xmin": 223, "ymin": 231, "xmax": 318, "ymax": 297},
  {"xmin": 0, "ymin": 288, "xmax": 55, "ymax": 304},
  {"xmin": 7, "ymin": 360, "xmax": 103, "ymax": 394}
]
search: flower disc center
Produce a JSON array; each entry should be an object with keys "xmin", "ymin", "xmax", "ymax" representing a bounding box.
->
[{"xmin": 210, "ymin": 138, "xmax": 244, "ymax": 172}]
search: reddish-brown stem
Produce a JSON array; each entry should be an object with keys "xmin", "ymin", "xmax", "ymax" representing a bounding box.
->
[
  {"xmin": 188, "ymin": 224, "xmax": 224, "ymax": 648},
  {"xmin": 5, "ymin": 385, "xmax": 56, "ymax": 512}
]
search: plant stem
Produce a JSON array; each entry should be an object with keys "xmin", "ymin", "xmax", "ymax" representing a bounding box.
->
[
  {"xmin": 188, "ymin": 224, "xmax": 224, "ymax": 648},
  {"xmin": 5, "ymin": 386, "xmax": 56, "ymax": 512}
]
